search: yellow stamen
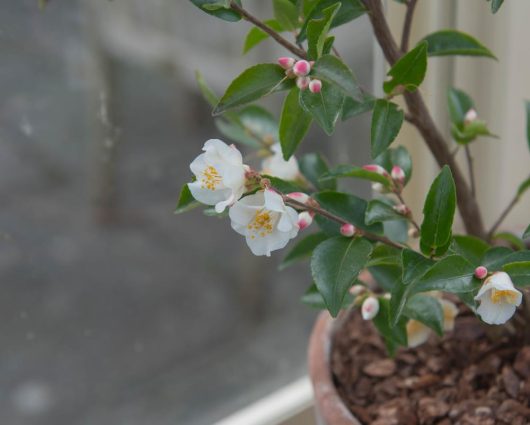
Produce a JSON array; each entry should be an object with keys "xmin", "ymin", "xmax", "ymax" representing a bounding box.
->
[
  {"xmin": 248, "ymin": 210, "xmax": 274, "ymax": 238},
  {"xmin": 490, "ymin": 289, "xmax": 518, "ymax": 304},
  {"xmin": 200, "ymin": 166, "xmax": 222, "ymax": 190}
]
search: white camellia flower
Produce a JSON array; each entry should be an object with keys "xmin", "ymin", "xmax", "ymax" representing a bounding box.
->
[
  {"xmin": 261, "ymin": 143, "xmax": 300, "ymax": 181},
  {"xmin": 406, "ymin": 320, "xmax": 431, "ymax": 348},
  {"xmin": 188, "ymin": 139, "xmax": 248, "ymax": 213},
  {"xmin": 474, "ymin": 271, "xmax": 522, "ymax": 325},
  {"xmin": 229, "ymin": 189, "xmax": 299, "ymax": 256}
]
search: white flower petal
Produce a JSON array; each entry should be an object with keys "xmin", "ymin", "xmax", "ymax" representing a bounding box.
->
[
  {"xmin": 440, "ymin": 299, "xmax": 458, "ymax": 332},
  {"xmin": 261, "ymin": 143, "xmax": 300, "ymax": 180},
  {"xmin": 188, "ymin": 181, "xmax": 231, "ymax": 206},
  {"xmin": 407, "ymin": 320, "xmax": 431, "ymax": 348},
  {"xmin": 190, "ymin": 154, "xmax": 208, "ymax": 177},
  {"xmin": 476, "ymin": 296, "xmax": 517, "ymax": 325}
]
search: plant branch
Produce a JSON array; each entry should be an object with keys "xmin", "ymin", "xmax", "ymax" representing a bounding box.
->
[
  {"xmin": 487, "ymin": 193, "xmax": 523, "ymax": 239},
  {"xmin": 464, "ymin": 145, "xmax": 476, "ymax": 198},
  {"xmin": 400, "ymin": 0, "xmax": 418, "ymax": 52},
  {"xmin": 395, "ymin": 191, "xmax": 421, "ymax": 232},
  {"xmin": 361, "ymin": 0, "xmax": 487, "ymax": 240},
  {"xmin": 229, "ymin": 2, "xmax": 307, "ymax": 59},
  {"xmin": 284, "ymin": 197, "xmax": 404, "ymax": 249}
]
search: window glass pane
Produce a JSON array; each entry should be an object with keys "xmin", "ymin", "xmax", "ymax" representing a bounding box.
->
[{"xmin": 1, "ymin": 2, "xmax": 372, "ymax": 424}]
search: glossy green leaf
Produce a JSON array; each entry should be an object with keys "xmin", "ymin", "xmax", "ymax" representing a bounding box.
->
[
  {"xmin": 214, "ymin": 64, "xmax": 293, "ymax": 115},
  {"xmin": 503, "ymin": 261, "xmax": 530, "ymax": 286},
  {"xmin": 524, "ymin": 225, "xmax": 530, "ymax": 239},
  {"xmin": 311, "ymin": 236, "xmax": 372, "ymax": 316},
  {"xmin": 366, "ymin": 244, "xmax": 402, "ymax": 267},
  {"xmin": 374, "ymin": 146, "xmax": 413, "ymax": 184},
  {"xmin": 307, "ymin": 3, "xmax": 340, "ymax": 59},
  {"xmin": 373, "ymin": 298, "xmax": 408, "ymax": 356},
  {"xmin": 175, "ymin": 184, "xmax": 200, "ymax": 214},
  {"xmin": 448, "ymin": 87, "xmax": 474, "ymax": 127},
  {"xmin": 279, "ymin": 87, "xmax": 312, "ymax": 160},
  {"xmin": 449, "ymin": 235, "xmax": 490, "ymax": 265},
  {"xmin": 264, "ymin": 175, "xmax": 304, "ymax": 194},
  {"xmin": 481, "ymin": 246, "xmax": 515, "ymax": 271},
  {"xmin": 493, "ymin": 232, "xmax": 526, "ymax": 251},
  {"xmin": 365, "ymin": 200, "xmax": 406, "ymax": 225},
  {"xmin": 384, "ymin": 219, "xmax": 409, "ymax": 244},
  {"xmin": 383, "ymin": 41, "xmax": 428, "ymax": 94},
  {"xmin": 371, "ymin": 100, "xmax": 404, "ymax": 159},
  {"xmin": 281, "ymin": 232, "xmax": 329, "ymax": 270},
  {"xmin": 414, "ymin": 255, "xmax": 477, "ymax": 294},
  {"xmin": 420, "ymin": 166, "xmax": 456, "ymax": 256},
  {"xmin": 313, "ymin": 191, "xmax": 383, "ymax": 235},
  {"xmin": 189, "ymin": 0, "xmax": 241, "ymax": 22},
  {"xmin": 195, "ymin": 70, "xmax": 219, "ymax": 107},
  {"xmin": 518, "ymin": 177, "xmax": 530, "ymax": 198},
  {"xmin": 403, "ymin": 294, "xmax": 444, "ymax": 336},
  {"xmin": 320, "ymin": 165, "xmax": 392, "ymax": 187},
  {"xmin": 301, "ymin": 282, "xmax": 355, "ymax": 309},
  {"xmin": 342, "ymin": 95, "xmax": 375, "ymax": 120},
  {"xmin": 368, "ymin": 264, "xmax": 402, "ymax": 292},
  {"xmin": 243, "ymin": 20, "xmax": 284, "ymax": 53},
  {"xmin": 273, "ymin": 0, "xmax": 300, "ymax": 31},
  {"xmin": 299, "ymin": 153, "xmax": 336, "ymax": 190},
  {"xmin": 312, "ymin": 54, "xmax": 363, "ymax": 101},
  {"xmin": 297, "ymin": 0, "xmax": 366, "ymax": 42},
  {"xmin": 488, "ymin": 0, "xmax": 504, "ymax": 14},
  {"xmin": 422, "ymin": 30, "xmax": 495, "ymax": 58},
  {"xmin": 299, "ymin": 80, "xmax": 344, "ymax": 135}
]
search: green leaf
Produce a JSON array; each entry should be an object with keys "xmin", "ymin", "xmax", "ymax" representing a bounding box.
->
[
  {"xmin": 365, "ymin": 200, "xmax": 406, "ymax": 225},
  {"xmin": 403, "ymin": 294, "xmax": 444, "ymax": 336},
  {"xmin": 322, "ymin": 36, "xmax": 336, "ymax": 55},
  {"xmin": 448, "ymin": 87, "xmax": 474, "ymax": 127},
  {"xmin": 313, "ymin": 191, "xmax": 383, "ymax": 235},
  {"xmin": 299, "ymin": 80, "xmax": 344, "ymax": 135},
  {"xmin": 481, "ymin": 246, "xmax": 515, "ymax": 271},
  {"xmin": 504, "ymin": 261, "xmax": 530, "ymax": 286},
  {"xmin": 524, "ymin": 225, "xmax": 530, "ymax": 239},
  {"xmin": 307, "ymin": 3, "xmax": 340, "ymax": 59},
  {"xmin": 414, "ymin": 255, "xmax": 477, "ymax": 294},
  {"xmin": 311, "ymin": 236, "xmax": 372, "ymax": 316},
  {"xmin": 280, "ymin": 232, "xmax": 329, "ymax": 270},
  {"xmin": 449, "ymin": 235, "xmax": 490, "ymax": 265},
  {"xmin": 493, "ymin": 232, "xmax": 526, "ymax": 251},
  {"xmin": 214, "ymin": 64, "xmax": 294, "ymax": 115},
  {"xmin": 526, "ymin": 100, "xmax": 530, "ymax": 153},
  {"xmin": 301, "ymin": 282, "xmax": 355, "ymax": 309},
  {"xmin": 273, "ymin": 0, "xmax": 300, "ymax": 31},
  {"xmin": 342, "ymin": 95, "xmax": 375, "ymax": 120},
  {"xmin": 175, "ymin": 184, "xmax": 200, "ymax": 214},
  {"xmin": 312, "ymin": 55, "xmax": 363, "ymax": 101},
  {"xmin": 421, "ymin": 30, "xmax": 496, "ymax": 58},
  {"xmin": 279, "ymin": 87, "xmax": 313, "ymax": 160},
  {"xmin": 518, "ymin": 177, "xmax": 530, "ymax": 198},
  {"xmin": 320, "ymin": 165, "xmax": 391, "ymax": 187},
  {"xmin": 488, "ymin": 0, "xmax": 504, "ymax": 14},
  {"xmin": 297, "ymin": 0, "xmax": 366, "ymax": 43},
  {"xmin": 368, "ymin": 264, "xmax": 402, "ymax": 292},
  {"xmin": 383, "ymin": 41, "xmax": 428, "ymax": 94},
  {"xmin": 371, "ymin": 100, "xmax": 404, "ymax": 159},
  {"xmin": 373, "ymin": 298, "xmax": 408, "ymax": 356},
  {"xmin": 374, "ymin": 146, "xmax": 413, "ymax": 184},
  {"xmin": 243, "ymin": 20, "xmax": 284, "ymax": 54},
  {"xmin": 420, "ymin": 166, "xmax": 456, "ymax": 256},
  {"xmin": 299, "ymin": 153, "xmax": 336, "ymax": 190},
  {"xmin": 264, "ymin": 175, "xmax": 304, "ymax": 194},
  {"xmin": 195, "ymin": 70, "xmax": 219, "ymax": 107},
  {"xmin": 366, "ymin": 244, "xmax": 402, "ymax": 267},
  {"xmin": 384, "ymin": 219, "xmax": 409, "ymax": 244},
  {"xmin": 189, "ymin": 0, "xmax": 242, "ymax": 22}
]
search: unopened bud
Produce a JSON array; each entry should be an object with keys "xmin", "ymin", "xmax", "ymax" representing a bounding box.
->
[
  {"xmin": 361, "ymin": 296, "xmax": 380, "ymax": 320},
  {"xmin": 391, "ymin": 166, "xmax": 406, "ymax": 184},
  {"xmin": 286, "ymin": 192, "xmax": 310, "ymax": 204},
  {"xmin": 372, "ymin": 182, "xmax": 385, "ymax": 194},
  {"xmin": 464, "ymin": 108, "xmax": 478, "ymax": 125},
  {"xmin": 293, "ymin": 60, "xmax": 311, "ymax": 77},
  {"xmin": 474, "ymin": 266, "xmax": 488, "ymax": 280},
  {"xmin": 296, "ymin": 76, "xmax": 310, "ymax": 90},
  {"xmin": 363, "ymin": 164, "xmax": 389, "ymax": 177},
  {"xmin": 309, "ymin": 79, "xmax": 322, "ymax": 94},
  {"xmin": 297, "ymin": 211, "xmax": 313, "ymax": 230},
  {"xmin": 393, "ymin": 204, "xmax": 410, "ymax": 216},
  {"xmin": 278, "ymin": 56, "xmax": 295, "ymax": 70},
  {"xmin": 340, "ymin": 223, "xmax": 356, "ymax": 237},
  {"xmin": 350, "ymin": 285, "xmax": 366, "ymax": 296}
]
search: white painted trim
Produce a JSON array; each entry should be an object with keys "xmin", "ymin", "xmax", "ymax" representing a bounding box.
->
[{"xmin": 212, "ymin": 376, "xmax": 314, "ymax": 425}]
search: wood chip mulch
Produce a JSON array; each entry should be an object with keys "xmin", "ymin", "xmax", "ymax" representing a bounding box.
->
[{"xmin": 330, "ymin": 310, "xmax": 530, "ymax": 425}]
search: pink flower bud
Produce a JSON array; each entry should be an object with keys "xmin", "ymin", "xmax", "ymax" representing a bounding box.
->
[
  {"xmin": 286, "ymin": 192, "xmax": 310, "ymax": 204},
  {"xmin": 350, "ymin": 285, "xmax": 365, "ymax": 296},
  {"xmin": 293, "ymin": 60, "xmax": 311, "ymax": 77},
  {"xmin": 297, "ymin": 211, "xmax": 313, "ymax": 230},
  {"xmin": 474, "ymin": 266, "xmax": 488, "ymax": 280},
  {"xmin": 363, "ymin": 164, "xmax": 389, "ymax": 177},
  {"xmin": 464, "ymin": 108, "xmax": 478, "ymax": 125},
  {"xmin": 296, "ymin": 76, "xmax": 310, "ymax": 90},
  {"xmin": 391, "ymin": 166, "xmax": 405, "ymax": 184},
  {"xmin": 340, "ymin": 223, "xmax": 356, "ymax": 237},
  {"xmin": 361, "ymin": 296, "xmax": 380, "ymax": 320},
  {"xmin": 309, "ymin": 79, "xmax": 322, "ymax": 94},
  {"xmin": 393, "ymin": 204, "xmax": 410, "ymax": 215},
  {"xmin": 278, "ymin": 56, "xmax": 295, "ymax": 70}
]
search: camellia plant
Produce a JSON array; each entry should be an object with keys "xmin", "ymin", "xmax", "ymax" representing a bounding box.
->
[{"xmin": 177, "ymin": 0, "xmax": 530, "ymax": 355}]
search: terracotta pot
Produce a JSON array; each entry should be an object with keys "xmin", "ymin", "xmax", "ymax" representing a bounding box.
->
[{"xmin": 308, "ymin": 311, "xmax": 361, "ymax": 425}]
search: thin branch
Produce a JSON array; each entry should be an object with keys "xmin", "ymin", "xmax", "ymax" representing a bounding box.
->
[
  {"xmin": 284, "ymin": 197, "xmax": 404, "ymax": 249},
  {"xmin": 464, "ymin": 145, "xmax": 476, "ymax": 198},
  {"xmin": 229, "ymin": 2, "xmax": 307, "ymax": 59},
  {"xmin": 487, "ymin": 195, "xmax": 520, "ymax": 239},
  {"xmin": 400, "ymin": 0, "xmax": 418, "ymax": 52}
]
